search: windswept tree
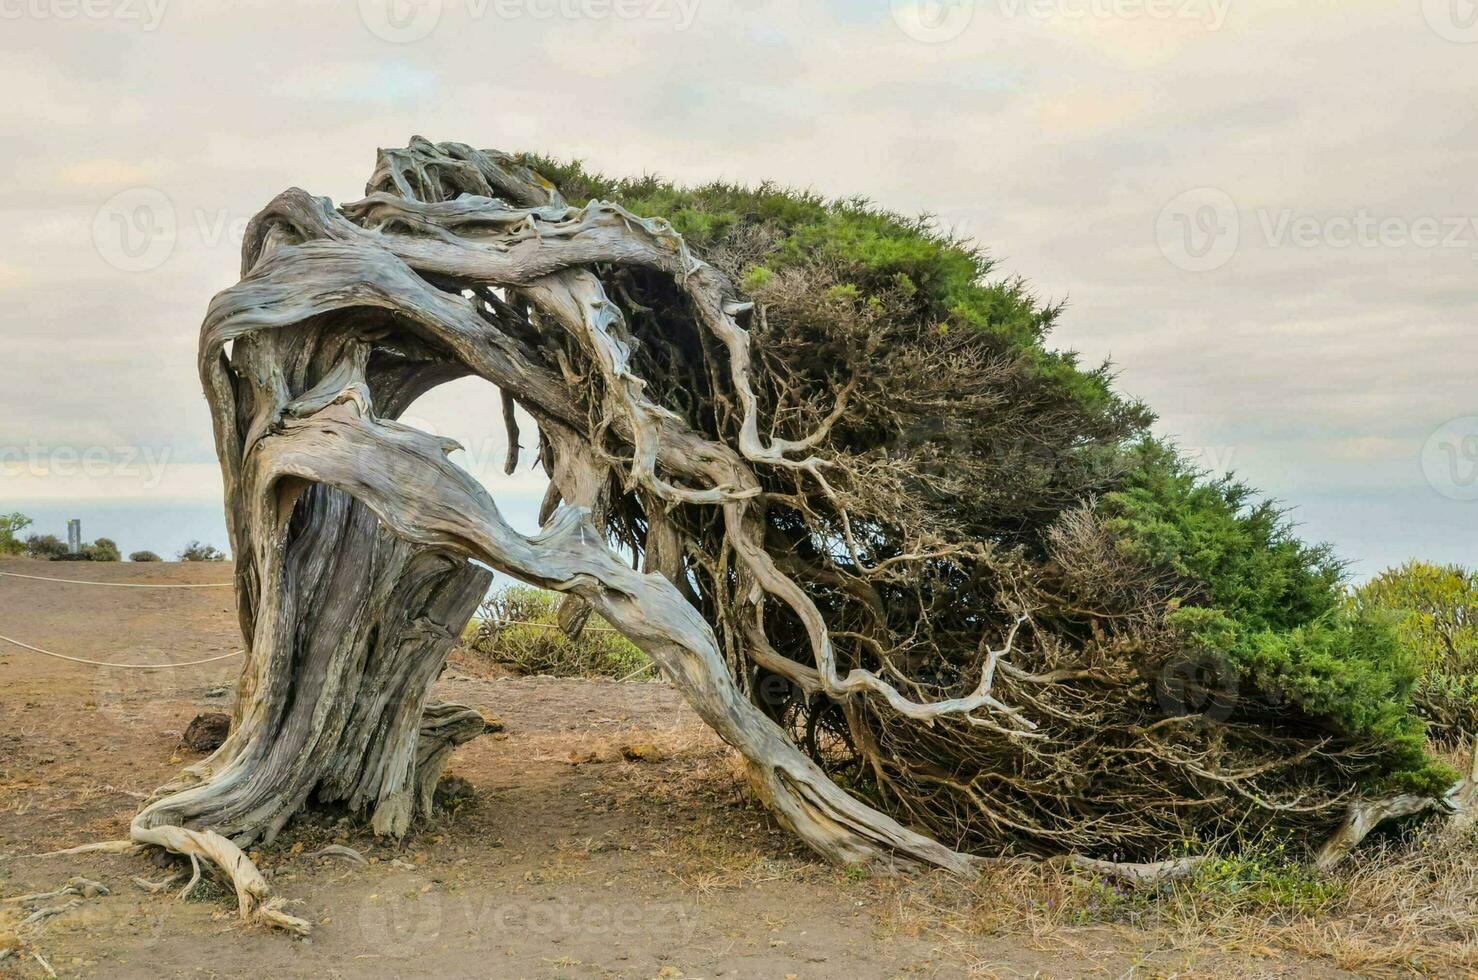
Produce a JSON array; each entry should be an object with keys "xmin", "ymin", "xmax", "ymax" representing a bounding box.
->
[
  {"xmin": 0, "ymin": 512, "xmax": 33, "ymax": 555},
  {"xmin": 121, "ymin": 139, "xmax": 1470, "ymax": 931}
]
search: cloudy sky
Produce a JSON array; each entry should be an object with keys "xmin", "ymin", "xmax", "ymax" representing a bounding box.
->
[{"xmin": 1, "ymin": 0, "xmax": 1473, "ymax": 573}]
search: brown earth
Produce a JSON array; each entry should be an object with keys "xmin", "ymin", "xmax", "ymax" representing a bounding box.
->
[{"xmin": 0, "ymin": 557, "xmax": 1354, "ymax": 979}]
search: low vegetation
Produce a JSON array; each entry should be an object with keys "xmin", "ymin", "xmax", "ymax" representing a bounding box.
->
[
  {"xmin": 878, "ymin": 813, "xmax": 1478, "ymax": 974},
  {"xmin": 177, "ymin": 541, "xmax": 226, "ymax": 562},
  {"xmin": 0, "ymin": 512, "xmax": 213, "ymax": 566},
  {"xmin": 1356, "ymin": 560, "xmax": 1478, "ymax": 742},
  {"xmin": 465, "ymin": 585, "xmax": 651, "ymax": 680},
  {"xmin": 0, "ymin": 512, "xmax": 32, "ymax": 555},
  {"xmin": 22, "ymin": 532, "xmax": 120, "ymax": 561}
]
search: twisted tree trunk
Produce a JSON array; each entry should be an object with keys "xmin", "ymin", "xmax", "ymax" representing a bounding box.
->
[{"xmin": 134, "ymin": 139, "xmax": 979, "ymax": 932}]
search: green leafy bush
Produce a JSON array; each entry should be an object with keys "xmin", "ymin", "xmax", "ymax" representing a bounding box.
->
[
  {"xmin": 24, "ymin": 534, "xmax": 68, "ymax": 560},
  {"xmin": 129, "ymin": 550, "xmax": 163, "ymax": 563},
  {"xmin": 467, "ymin": 585, "xmax": 649, "ymax": 680},
  {"xmin": 1353, "ymin": 562, "xmax": 1478, "ymax": 741},
  {"xmin": 0, "ymin": 512, "xmax": 32, "ymax": 556},
  {"xmin": 1101, "ymin": 442, "xmax": 1450, "ymax": 794},
  {"xmin": 178, "ymin": 541, "xmax": 227, "ymax": 562},
  {"xmin": 82, "ymin": 537, "xmax": 121, "ymax": 562},
  {"xmin": 1353, "ymin": 561, "xmax": 1478, "ymax": 676}
]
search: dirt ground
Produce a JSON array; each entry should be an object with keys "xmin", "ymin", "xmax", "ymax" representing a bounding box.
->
[{"xmin": 0, "ymin": 557, "xmax": 1358, "ymax": 979}]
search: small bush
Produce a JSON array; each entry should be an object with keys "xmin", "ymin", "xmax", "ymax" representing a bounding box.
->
[
  {"xmin": 179, "ymin": 541, "xmax": 227, "ymax": 562},
  {"xmin": 1354, "ymin": 561, "xmax": 1478, "ymax": 741},
  {"xmin": 129, "ymin": 550, "xmax": 163, "ymax": 563},
  {"xmin": 23, "ymin": 533, "xmax": 122, "ymax": 561},
  {"xmin": 467, "ymin": 585, "xmax": 650, "ymax": 679},
  {"xmin": 1354, "ymin": 560, "xmax": 1478, "ymax": 676},
  {"xmin": 1412, "ymin": 673, "xmax": 1478, "ymax": 742},
  {"xmin": 82, "ymin": 537, "xmax": 121, "ymax": 562},
  {"xmin": 24, "ymin": 534, "xmax": 68, "ymax": 560},
  {"xmin": 0, "ymin": 512, "xmax": 32, "ymax": 556}
]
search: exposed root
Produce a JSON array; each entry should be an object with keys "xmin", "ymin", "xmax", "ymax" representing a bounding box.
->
[
  {"xmin": 33, "ymin": 841, "xmax": 140, "ymax": 858},
  {"xmin": 21, "ymin": 902, "xmax": 80, "ymax": 928},
  {"xmin": 306, "ymin": 845, "xmax": 368, "ymax": 866},
  {"xmin": 129, "ymin": 822, "xmax": 311, "ymax": 935},
  {"xmin": 131, "ymin": 874, "xmax": 182, "ymax": 895},
  {"xmin": 3, "ymin": 877, "xmax": 109, "ymax": 905}
]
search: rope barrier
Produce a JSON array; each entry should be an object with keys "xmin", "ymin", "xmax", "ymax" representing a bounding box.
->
[
  {"xmin": 0, "ymin": 633, "xmax": 242, "ymax": 670},
  {"xmin": 0, "ymin": 571, "xmax": 232, "ymax": 590}
]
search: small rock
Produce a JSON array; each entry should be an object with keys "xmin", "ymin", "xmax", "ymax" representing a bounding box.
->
[
  {"xmin": 180, "ymin": 712, "xmax": 231, "ymax": 753},
  {"xmin": 621, "ymin": 742, "xmax": 666, "ymax": 763}
]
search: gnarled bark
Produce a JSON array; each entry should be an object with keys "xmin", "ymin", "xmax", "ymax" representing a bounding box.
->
[{"xmin": 137, "ymin": 138, "xmax": 995, "ymax": 930}]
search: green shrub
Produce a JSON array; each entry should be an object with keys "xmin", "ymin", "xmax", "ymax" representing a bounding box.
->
[
  {"xmin": 524, "ymin": 155, "xmax": 1456, "ymax": 851},
  {"xmin": 24, "ymin": 534, "xmax": 68, "ymax": 560},
  {"xmin": 1353, "ymin": 561, "xmax": 1478, "ymax": 677},
  {"xmin": 1101, "ymin": 440, "xmax": 1451, "ymax": 795},
  {"xmin": 467, "ymin": 585, "xmax": 649, "ymax": 680},
  {"xmin": 178, "ymin": 541, "xmax": 227, "ymax": 562},
  {"xmin": 82, "ymin": 537, "xmax": 121, "ymax": 562},
  {"xmin": 129, "ymin": 550, "xmax": 163, "ymax": 563},
  {"xmin": 0, "ymin": 513, "xmax": 32, "ymax": 556}
]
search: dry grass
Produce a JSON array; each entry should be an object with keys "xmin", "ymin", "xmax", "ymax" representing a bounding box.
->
[
  {"xmin": 622, "ymin": 735, "xmax": 1478, "ymax": 976},
  {"xmin": 869, "ymin": 811, "xmax": 1477, "ymax": 976}
]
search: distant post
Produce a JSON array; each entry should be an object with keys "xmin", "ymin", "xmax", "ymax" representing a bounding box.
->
[{"xmin": 67, "ymin": 519, "xmax": 82, "ymax": 555}]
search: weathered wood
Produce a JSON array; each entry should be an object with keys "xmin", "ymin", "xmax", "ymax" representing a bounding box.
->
[{"xmin": 137, "ymin": 137, "xmax": 1003, "ymax": 932}]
